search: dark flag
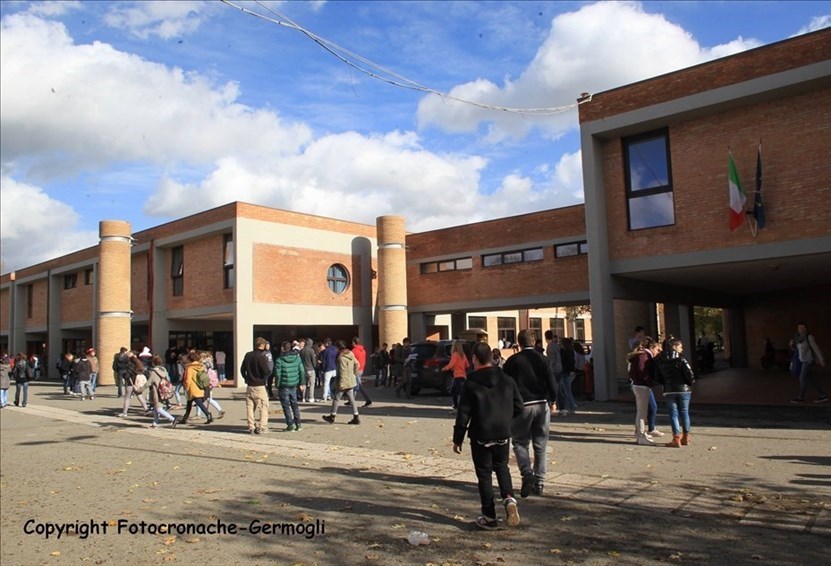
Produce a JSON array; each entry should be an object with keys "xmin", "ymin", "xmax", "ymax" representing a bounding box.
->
[{"xmin": 753, "ymin": 143, "xmax": 766, "ymax": 229}]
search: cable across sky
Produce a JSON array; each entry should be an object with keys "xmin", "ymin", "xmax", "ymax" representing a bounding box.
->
[{"xmin": 220, "ymin": 0, "xmax": 589, "ymax": 116}]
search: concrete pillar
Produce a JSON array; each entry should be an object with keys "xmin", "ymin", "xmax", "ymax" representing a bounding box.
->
[
  {"xmin": 377, "ymin": 216, "xmax": 408, "ymax": 346},
  {"xmin": 97, "ymin": 220, "xmax": 132, "ymax": 385}
]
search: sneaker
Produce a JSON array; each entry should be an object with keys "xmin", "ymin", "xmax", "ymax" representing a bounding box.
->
[
  {"xmin": 249, "ymin": 428, "xmax": 256, "ymax": 435},
  {"xmin": 117, "ymin": 412, "xmax": 127, "ymax": 417},
  {"xmin": 322, "ymin": 414, "xmax": 335, "ymax": 424},
  {"xmin": 363, "ymin": 401, "xmax": 373, "ymax": 407},
  {"xmin": 170, "ymin": 419, "xmax": 178, "ymax": 429},
  {"xmin": 815, "ymin": 396, "xmax": 829, "ymax": 404},
  {"xmin": 637, "ymin": 435, "xmax": 655, "ymax": 446},
  {"xmin": 532, "ymin": 481, "xmax": 545, "ymax": 496},
  {"xmin": 90, "ymin": 396, "xmax": 95, "ymax": 401},
  {"xmin": 520, "ymin": 474, "xmax": 534, "ymax": 498},
  {"xmin": 285, "ymin": 425, "xmax": 295, "ymax": 432},
  {"xmin": 294, "ymin": 423, "xmax": 302, "ymax": 431},
  {"xmin": 218, "ymin": 410, "xmax": 226, "ymax": 419},
  {"xmin": 475, "ymin": 516, "xmax": 499, "ymax": 531},
  {"xmin": 260, "ymin": 428, "xmax": 269, "ymax": 434},
  {"xmin": 149, "ymin": 422, "xmax": 160, "ymax": 428},
  {"xmin": 348, "ymin": 415, "xmax": 361, "ymax": 425},
  {"xmin": 504, "ymin": 497, "xmax": 520, "ymax": 527},
  {"xmin": 789, "ymin": 398, "xmax": 805, "ymax": 404},
  {"xmin": 647, "ymin": 429, "xmax": 665, "ymax": 438},
  {"xmin": 254, "ymin": 427, "xmax": 262, "ymax": 434}
]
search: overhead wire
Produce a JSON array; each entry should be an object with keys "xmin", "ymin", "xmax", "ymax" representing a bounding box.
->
[{"xmin": 220, "ymin": 0, "xmax": 591, "ymax": 116}]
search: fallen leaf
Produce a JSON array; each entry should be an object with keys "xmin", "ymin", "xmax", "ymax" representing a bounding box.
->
[
  {"xmin": 185, "ymin": 537, "xmax": 200, "ymax": 544},
  {"xmin": 51, "ymin": 551, "xmax": 61, "ymax": 556},
  {"xmin": 163, "ymin": 536, "xmax": 176, "ymax": 546},
  {"xmin": 549, "ymin": 549, "xmax": 562, "ymax": 554}
]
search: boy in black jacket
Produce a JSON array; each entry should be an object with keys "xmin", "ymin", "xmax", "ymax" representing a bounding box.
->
[{"xmin": 453, "ymin": 342, "xmax": 525, "ymax": 530}]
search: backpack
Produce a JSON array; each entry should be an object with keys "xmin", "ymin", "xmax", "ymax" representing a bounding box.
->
[
  {"xmin": 133, "ymin": 372, "xmax": 148, "ymax": 394},
  {"xmin": 157, "ymin": 376, "xmax": 173, "ymax": 401},
  {"xmin": 207, "ymin": 368, "xmax": 219, "ymax": 389},
  {"xmin": 195, "ymin": 368, "xmax": 211, "ymax": 390}
]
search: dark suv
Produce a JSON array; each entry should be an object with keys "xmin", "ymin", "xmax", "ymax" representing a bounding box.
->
[{"xmin": 407, "ymin": 340, "xmax": 474, "ymax": 395}]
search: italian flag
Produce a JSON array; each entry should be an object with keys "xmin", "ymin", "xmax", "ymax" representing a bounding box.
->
[{"xmin": 728, "ymin": 152, "xmax": 747, "ymax": 231}]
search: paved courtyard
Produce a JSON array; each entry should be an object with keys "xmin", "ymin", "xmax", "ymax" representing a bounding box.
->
[{"xmin": 1, "ymin": 382, "xmax": 829, "ymax": 565}]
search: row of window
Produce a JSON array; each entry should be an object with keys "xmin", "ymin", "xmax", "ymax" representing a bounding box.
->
[
  {"xmin": 62, "ymin": 269, "xmax": 94, "ymax": 290},
  {"xmin": 468, "ymin": 316, "xmax": 585, "ymax": 343},
  {"xmin": 420, "ymin": 242, "xmax": 588, "ymax": 274}
]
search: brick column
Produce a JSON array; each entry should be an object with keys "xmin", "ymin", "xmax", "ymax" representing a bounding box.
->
[
  {"xmin": 376, "ymin": 216, "xmax": 408, "ymax": 347},
  {"xmin": 97, "ymin": 220, "xmax": 132, "ymax": 385}
]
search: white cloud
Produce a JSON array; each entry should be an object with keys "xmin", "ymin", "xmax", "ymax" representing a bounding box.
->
[
  {"xmin": 0, "ymin": 12, "xmax": 312, "ymax": 179},
  {"xmin": 0, "ymin": 175, "xmax": 98, "ymax": 272},
  {"xmin": 103, "ymin": 1, "xmax": 209, "ymax": 40},
  {"xmin": 795, "ymin": 15, "xmax": 830, "ymax": 36},
  {"xmin": 417, "ymin": 1, "xmax": 762, "ymax": 142},
  {"xmin": 27, "ymin": 1, "xmax": 82, "ymax": 18},
  {"xmin": 144, "ymin": 130, "xmax": 489, "ymax": 232}
]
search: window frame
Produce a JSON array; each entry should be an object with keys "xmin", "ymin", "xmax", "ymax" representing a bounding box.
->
[
  {"xmin": 623, "ymin": 129, "xmax": 675, "ymax": 231},
  {"xmin": 468, "ymin": 316, "xmax": 486, "ymax": 330},
  {"xmin": 482, "ymin": 247, "xmax": 544, "ymax": 268},
  {"xmin": 549, "ymin": 317, "xmax": 565, "ymax": 338},
  {"xmin": 171, "ymin": 246, "xmax": 184, "ymax": 297},
  {"xmin": 63, "ymin": 273, "xmax": 77, "ymax": 290},
  {"xmin": 420, "ymin": 257, "xmax": 473, "ymax": 274},
  {"xmin": 327, "ymin": 264, "xmax": 350, "ymax": 295},
  {"xmin": 497, "ymin": 316, "xmax": 517, "ymax": 345},
  {"xmin": 555, "ymin": 241, "xmax": 589, "ymax": 258},
  {"xmin": 223, "ymin": 234, "xmax": 235, "ymax": 289},
  {"xmin": 84, "ymin": 268, "xmax": 94, "ymax": 286}
]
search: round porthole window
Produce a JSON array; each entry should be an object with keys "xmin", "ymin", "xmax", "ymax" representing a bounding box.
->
[{"xmin": 327, "ymin": 264, "xmax": 350, "ymax": 294}]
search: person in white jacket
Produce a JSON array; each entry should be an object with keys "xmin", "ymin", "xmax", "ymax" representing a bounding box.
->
[{"xmin": 789, "ymin": 322, "xmax": 827, "ymax": 404}]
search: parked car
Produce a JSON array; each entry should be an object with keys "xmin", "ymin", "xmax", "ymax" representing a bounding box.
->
[{"xmin": 407, "ymin": 340, "xmax": 474, "ymax": 395}]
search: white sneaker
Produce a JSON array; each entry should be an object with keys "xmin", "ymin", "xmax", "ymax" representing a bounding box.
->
[
  {"xmin": 647, "ymin": 429, "xmax": 665, "ymax": 438},
  {"xmin": 637, "ymin": 435, "xmax": 655, "ymax": 445}
]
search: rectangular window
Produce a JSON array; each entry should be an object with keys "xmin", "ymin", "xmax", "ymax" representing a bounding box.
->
[
  {"xmin": 468, "ymin": 316, "xmax": 486, "ymax": 330},
  {"xmin": 63, "ymin": 273, "xmax": 77, "ymax": 290},
  {"xmin": 549, "ymin": 317, "xmax": 565, "ymax": 338},
  {"xmin": 27, "ymin": 285, "xmax": 33, "ymax": 319},
  {"xmin": 624, "ymin": 129, "xmax": 675, "ymax": 230},
  {"xmin": 555, "ymin": 241, "xmax": 588, "ymax": 258},
  {"xmin": 483, "ymin": 254, "xmax": 502, "ymax": 267},
  {"xmin": 420, "ymin": 257, "xmax": 473, "ymax": 273},
  {"xmin": 529, "ymin": 318, "xmax": 542, "ymax": 335},
  {"xmin": 223, "ymin": 234, "xmax": 235, "ymax": 289},
  {"xmin": 497, "ymin": 317, "xmax": 517, "ymax": 345},
  {"xmin": 575, "ymin": 319, "xmax": 586, "ymax": 341},
  {"xmin": 84, "ymin": 268, "xmax": 94, "ymax": 285},
  {"xmin": 171, "ymin": 246, "xmax": 184, "ymax": 296},
  {"xmin": 483, "ymin": 248, "xmax": 544, "ymax": 267}
]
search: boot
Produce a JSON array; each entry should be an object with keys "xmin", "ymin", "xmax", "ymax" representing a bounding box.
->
[
  {"xmin": 681, "ymin": 432, "xmax": 691, "ymax": 446},
  {"xmin": 666, "ymin": 434, "xmax": 682, "ymax": 448},
  {"xmin": 348, "ymin": 415, "xmax": 361, "ymax": 425}
]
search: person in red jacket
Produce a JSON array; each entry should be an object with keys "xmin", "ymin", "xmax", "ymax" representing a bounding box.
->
[{"xmin": 350, "ymin": 336, "xmax": 372, "ymax": 407}]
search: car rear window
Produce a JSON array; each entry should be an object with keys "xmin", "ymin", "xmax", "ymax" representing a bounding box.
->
[{"xmin": 411, "ymin": 344, "xmax": 438, "ymax": 358}]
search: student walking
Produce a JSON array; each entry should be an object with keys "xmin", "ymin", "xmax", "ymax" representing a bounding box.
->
[
  {"xmin": 274, "ymin": 341, "xmax": 305, "ymax": 431},
  {"xmin": 453, "ymin": 341, "xmax": 524, "ymax": 530},
  {"xmin": 322, "ymin": 341, "xmax": 361, "ymax": 425}
]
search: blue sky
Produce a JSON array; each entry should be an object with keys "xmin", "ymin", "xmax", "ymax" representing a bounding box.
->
[{"xmin": 1, "ymin": 0, "xmax": 828, "ymax": 272}]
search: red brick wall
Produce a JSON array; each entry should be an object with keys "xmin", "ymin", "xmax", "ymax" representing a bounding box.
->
[
  {"xmin": 253, "ymin": 244, "xmax": 367, "ymax": 306},
  {"xmin": 166, "ymin": 235, "xmax": 234, "ymax": 311},
  {"xmin": 406, "ymin": 207, "xmax": 588, "ymax": 307},
  {"xmin": 60, "ymin": 274, "xmax": 93, "ymax": 324},
  {"xmin": 238, "ymin": 203, "xmax": 377, "ymax": 238},
  {"xmin": 579, "ymin": 29, "xmax": 831, "ymax": 123},
  {"xmin": 605, "ymin": 87, "xmax": 831, "ymax": 260},
  {"xmin": 131, "ymin": 252, "xmax": 150, "ymax": 316}
]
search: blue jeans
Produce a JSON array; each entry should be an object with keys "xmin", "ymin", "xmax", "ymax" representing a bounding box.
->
[
  {"xmin": 511, "ymin": 402, "xmax": 551, "ymax": 481},
  {"xmin": 90, "ymin": 372, "xmax": 98, "ymax": 391},
  {"xmin": 558, "ymin": 372, "xmax": 577, "ymax": 411},
  {"xmin": 665, "ymin": 392, "xmax": 691, "ymax": 435},
  {"xmin": 278, "ymin": 386, "xmax": 301, "ymax": 427},
  {"xmin": 0, "ymin": 388, "xmax": 8, "ymax": 407},
  {"xmin": 647, "ymin": 389, "xmax": 658, "ymax": 431},
  {"xmin": 15, "ymin": 382, "xmax": 29, "ymax": 406},
  {"xmin": 797, "ymin": 362, "xmax": 826, "ymax": 400}
]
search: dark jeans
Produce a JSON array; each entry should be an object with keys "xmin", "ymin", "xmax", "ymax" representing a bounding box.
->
[
  {"xmin": 451, "ymin": 378, "xmax": 465, "ymax": 409},
  {"xmin": 797, "ymin": 362, "xmax": 827, "ymax": 400},
  {"xmin": 182, "ymin": 394, "xmax": 211, "ymax": 422},
  {"xmin": 278, "ymin": 386, "xmax": 301, "ymax": 426},
  {"xmin": 61, "ymin": 373, "xmax": 70, "ymax": 394},
  {"xmin": 470, "ymin": 440, "xmax": 513, "ymax": 519},
  {"xmin": 354, "ymin": 373, "xmax": 371, "ymax": 403},
  {"xmin": 647, "ymin": 388, "xmax": 658, "ymax": 431},
  {"xmin": 117, "ymin": 370, "xmax": 128, "ymax": 398},
  {"xmin": 15, "ymin": 382, "xmax": 29, "ymax": 406}
]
